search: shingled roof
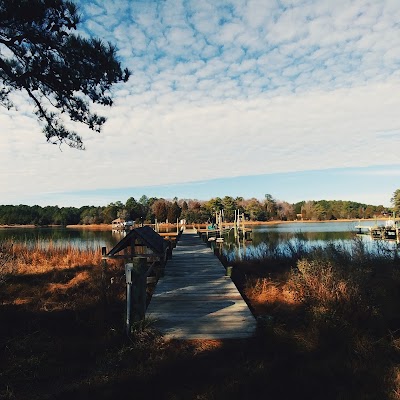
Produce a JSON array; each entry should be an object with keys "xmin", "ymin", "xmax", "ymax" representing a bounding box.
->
[{"xmin": 107, "ymin": 226, "xmax": 168, "ymax": 256}]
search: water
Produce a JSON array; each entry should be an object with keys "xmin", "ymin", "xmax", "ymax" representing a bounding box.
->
[
  {"xmin": 218, "ymin": 220, "xmax": 398, "ymax": 262},
  {"xmin": 0, "ymin": 227, "xmax": 121, "ymax": 251},
  {"xmin": 0, "ymin": 221, "xmax": 397, "ymax": 260}
]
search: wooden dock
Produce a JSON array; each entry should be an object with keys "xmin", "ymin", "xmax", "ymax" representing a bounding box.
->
[
  {"xmin": 146, "ymin": 229, "xmax": 257, "ymax": 339},
  {"xmin": 355, "ymin": 221, "xmax": 400, "ymax": 243},
  {"xmin": 194, "ymin": 226, "xmax": 252, "ymax": 244}
]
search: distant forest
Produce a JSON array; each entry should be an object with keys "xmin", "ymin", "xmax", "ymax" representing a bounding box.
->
[{"xmin": 0, "ymin": 195, "xmax": 391, "ymax": 226}]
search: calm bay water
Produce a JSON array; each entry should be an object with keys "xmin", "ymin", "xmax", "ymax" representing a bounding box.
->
[
  {"xmin": 220, "ymin": 220, "xmax": 398, "ymax": 261},
  {"xmin": 0, "ymin": 221, "xmax": 397, "ymax": 260},
  {"xmin": 0, "ymin": 227, "xmax": 121, "ymax": 251}
]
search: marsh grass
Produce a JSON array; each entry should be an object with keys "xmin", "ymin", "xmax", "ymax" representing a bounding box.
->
[
  {"xmin": 222, "ymin": 237, "xmax": 400, "ymax": 399},
  {"xmin": 2, "ymin": 238, "xmax": 400, "ymax": 399}
]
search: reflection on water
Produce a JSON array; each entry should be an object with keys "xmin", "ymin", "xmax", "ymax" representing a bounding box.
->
[
  {"xmin": 220, "ymin": 221, "xmax": 398, "ymax": 262},
  {"xmin": 0, "ymin": 227, "xmax": 120, "ymax": 250},
  {"xmin": 0, "ymin": 225, "xmax": 179, "ymax": 251},
  {"xmin": 253, "ymin": 221, "xmax": 359, "ymax": 233},
  {"xmin": 1, "ymin": 221, "xmax": 398, "ymax": 261}
]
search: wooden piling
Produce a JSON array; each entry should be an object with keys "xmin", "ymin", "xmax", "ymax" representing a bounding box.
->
[
  {"xmin": 101, "ymin": 247, "xmax": 107, "ymax": 305},
  {"xmin": 130, "ymin": 257, "xmax": 147, "ymax": 323}
]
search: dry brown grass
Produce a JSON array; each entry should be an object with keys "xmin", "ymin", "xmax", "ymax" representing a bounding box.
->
[
  {"xmin": 188, "ymin": 339, "xmax": 224, "ymax": 355},
  {"xmin": 47, "ymin": 270, "xmax": 91, "ymax": 293},
  {"xmin": 7, "ymin": 241, "xmax": 102, "ymax": 273},
  {"xmin": 250, "ymin": 277, "xmax": 296, "ymax": 304},
  {"xmin": 232, "ymin": 242, "xmax": 400, "ymax": 399},
  {"xmin": 244, "ymin": 277, "xmax": 297, "ymax": 315},
  {"xmin": 2, "ymin": 239, "xmax": 400, "ymax": 400},
  {"xmin": 392, "ymin": 366, "xmax": 400, "ymax": 399},
  {"xmin": 66, "ymin": 224, "xmax": 112, "ymax": 230},
  {"xmin": 289, "ymin": 259, "xmax": 359, "ymax": 308},
  {"xmin": 0, "ymin": 241, "xmax": 124, "ymax": 312}
]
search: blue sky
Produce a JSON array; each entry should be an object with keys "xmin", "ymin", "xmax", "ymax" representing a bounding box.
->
[{"xmin": 1, "ymin": 0, "xmax": 400, "ymax": 207}]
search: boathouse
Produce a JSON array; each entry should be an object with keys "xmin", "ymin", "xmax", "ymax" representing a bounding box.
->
[
  {"xmin": 111, "ymin": 218, "xmax": 134, "ymax": 231},
  {"xmin": 106, "ymin": 225, "xmax": 171, "ymax": 262}
]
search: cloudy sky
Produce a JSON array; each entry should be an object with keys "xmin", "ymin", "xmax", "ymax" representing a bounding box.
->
[{"xmin": 1, "ymin": 0, "xmax": 400, "ymax": 207}]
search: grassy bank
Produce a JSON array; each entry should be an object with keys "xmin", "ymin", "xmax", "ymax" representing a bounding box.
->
[
  {"xmin": 217, "ymin": 238, "xmax": 400, "ymax": 399},
  {"xmin": 1, "ymin": 239, "xmax": 400, "ymax": 399}
]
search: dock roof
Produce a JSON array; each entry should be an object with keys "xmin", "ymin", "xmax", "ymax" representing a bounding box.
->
[{"xmin": 107, "ymin": 226, "xmax": 168, "ymax": 256}]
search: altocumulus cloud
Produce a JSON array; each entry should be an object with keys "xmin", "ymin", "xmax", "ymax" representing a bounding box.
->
[{"xmin": 1, "ymin": 0, "xmax": 400, "ymax": 205}]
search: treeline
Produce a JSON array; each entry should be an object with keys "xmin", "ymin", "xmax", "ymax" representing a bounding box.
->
[{"xmin": 0, "ymin": 194, "xmax": 390, "ymax": 226}]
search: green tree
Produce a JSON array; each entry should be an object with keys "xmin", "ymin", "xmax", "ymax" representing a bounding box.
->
[
  {"xmin": 202, "ymin": 197, "xmax": 223, "ymax": 222},
  {"xmin": 264, "ymin": 193, "xmax": 277, "ymax": 220},
  {"xmin": 80, "ymin": 206, "xmax": 102, "ymax": 224},
  {"xmin": 221, "ymin": 196, "xmax": 236, "ymax": 222},
  {"xmin": 101, "ymin": 203, "xmax": 119, "ymax": 224},
  {"xmin": 392, "ymin": 189, "xmax": 400, "ymax": 214},
  {"xmin": 243, "ymin": 198, "xmax": 264, "ymax": 221},
  {"xmin": 0, "ymin": 0, "xmax": 130, "ymax": 148},
  {"xmin": 293, "ymin": 201, "xmax": 305, "ymax": 215},
  {"xmin": 125, "ymin": 197, "xmax": 145, "ymax": 222}
]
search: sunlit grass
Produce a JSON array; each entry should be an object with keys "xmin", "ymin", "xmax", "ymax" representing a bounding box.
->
[
  {"xmin": 2, "ymin": 238, "xmax": 400, "ymax": 399},
  {"xmin": 0, "ymin": 240, "xmax": 124, "ymax": 312},
  {"xmin": 7, "ymin": 240, "xmax": 102, "ymax": 272},
  {"xmin": 224, "ymin": 238, "xmax": 400, "ymax": 399}
]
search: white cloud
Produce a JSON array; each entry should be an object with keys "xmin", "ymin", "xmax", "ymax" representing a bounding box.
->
[
  {"xmin": 2, "ymin": 0, "xmax": 400, "ymax": 205},
  {"xmin": 3, "ymin": 79, "xmax": 400, "ymax": 198}
]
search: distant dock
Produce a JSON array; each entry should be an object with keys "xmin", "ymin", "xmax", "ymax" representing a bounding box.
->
[
  {"xmin": 194, "ymin": 225, "xmax": 252, "ymax": 241},
  {"xmin": 355, "ymin": 220, "xmax": 400, "ymax": 243}
]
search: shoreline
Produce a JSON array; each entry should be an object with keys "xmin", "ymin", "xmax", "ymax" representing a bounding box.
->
[{"xmin": 0, "ymin": 218, "xmax": 390, "ymax": 230}]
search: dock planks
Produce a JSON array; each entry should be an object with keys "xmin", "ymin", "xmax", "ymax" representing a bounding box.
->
[{"xmin": 146, "ymin": 229, "xmax": 257, "ymax": 339}]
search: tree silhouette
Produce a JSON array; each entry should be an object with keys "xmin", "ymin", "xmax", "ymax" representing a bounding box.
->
[
  {"xmin": 392, "ymin": 189, "xmax": 400, "ymax": 213},
  {"xmin": 0, "ymin": 0, "xmax": 130, "ymax": 149}
]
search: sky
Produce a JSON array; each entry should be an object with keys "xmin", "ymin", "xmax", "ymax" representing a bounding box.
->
[{"xmin": 1, "ymin": 0, "xmax": 400, "ymax": 207}]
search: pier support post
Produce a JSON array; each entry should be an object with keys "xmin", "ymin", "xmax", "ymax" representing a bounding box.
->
[
  {"xmin": 167, "ymin": 241, "xmax": 173, "ymax": 260},
  {"xmin": 125, "ymin": 257, "xmax": 147, "ymax": 334},
  {"xmin": 101, "ymin": 247, "xmax": 108, "ymax": 306}
]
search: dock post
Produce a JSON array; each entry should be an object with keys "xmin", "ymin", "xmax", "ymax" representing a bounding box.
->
[
  {"xmin": 167, "ymin": 241, "xmax": 173, "ymax": 260},
  {"xmin": 125, "ymin": 263, "xmax": 133, "ymax": 335},
  {"xmin": 125, "ymin": 257, "xmax": 147, "ymax": 334},
  {"xmin": 101, "ymin": 247, "xmax": 108, "ymax": 305}
]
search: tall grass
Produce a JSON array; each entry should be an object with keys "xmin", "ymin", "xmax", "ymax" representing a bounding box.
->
[
  {"xmin": 0, "ymin": 239, "xmax": 125, "ymax": 311},
  {"xmin": 1, "ymin": 235, "xmax": 400, "ymax": 399},
  {"xmin": 0, "ymin": 241, "xmax": 16, "ymax": 286},
  {"xmin": 0, "ymin": 239, "xmax": 102, "ymax": 274},
  {"xmin": 228, "ymin": 237, "xmax": 400, "ymax": 398},
  {"xmin": 236, "ymin": 237, "xmax": 400, "ymax": 319}
]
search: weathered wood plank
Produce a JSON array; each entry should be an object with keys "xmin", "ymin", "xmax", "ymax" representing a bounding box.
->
[
  {"xmin": 158, "ymin": 324, "xmax": 256, "ymax": 340},
  {"xmin": 148, "ymin": 314, "xmax": 255, "ymax": 322},
  {"xmin": 148, "ymin": 302, "xmax": 250, "ymax": 312},
  {"xmin": 153, "ymin": 291, "xmax": 242, "ymax": 301},
  {"xmin": 146, "ymin": 230, "xmax": 257, "ymax": 340}
]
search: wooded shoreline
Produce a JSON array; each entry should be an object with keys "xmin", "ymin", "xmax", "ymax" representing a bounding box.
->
[
  {"xmin": 0, "ymin": 197, "xmax": 391, "ymax": 227},
  {"xmin": 0, "ymin": 217, "xmax": 391, "ymax": 230}
]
